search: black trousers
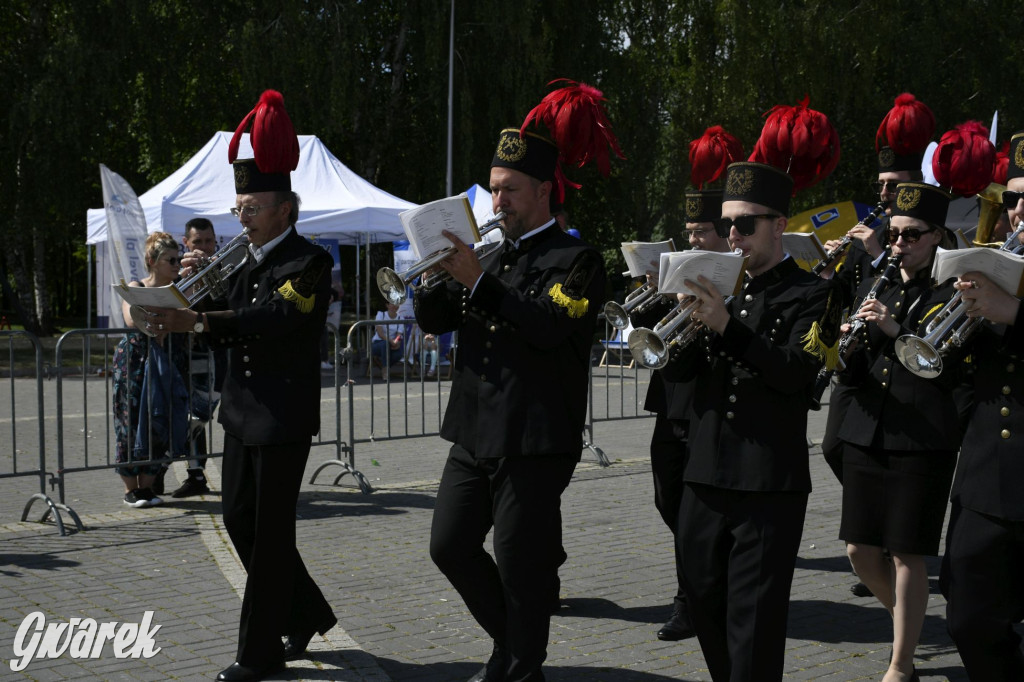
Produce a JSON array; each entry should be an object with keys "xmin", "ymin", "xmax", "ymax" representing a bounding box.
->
[
  {"xmin": 650, "ymin": 416, "xmax": 689, "ymax": 608},
  {"xmin": 678, "ymin": 482, "xmax": 807, "ymax": 682},
  {"xmin": 429, "ymin": 443, "xmax": 577, "ymax": 682},
  {"xmin": 221, "ymin": 432, "xmax": 334, "ymax": 667},
  {"xmin": 943, "ymin": 501, "xmax": 1024, "ymax": 681}
]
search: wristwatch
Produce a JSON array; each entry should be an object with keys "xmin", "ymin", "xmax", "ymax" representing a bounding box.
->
[{"xmin": 193, "ymin": 313, "xmax": 206, "ymax": 334}]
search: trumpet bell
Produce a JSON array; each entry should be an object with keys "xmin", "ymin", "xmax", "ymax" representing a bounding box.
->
[
  {"xmin": 604, "ymin": 301, "xmax": 631, "ymax": 330},
  {"xmin": 628, "ymin": 329, "xmax": 668, "ymax": 369},
  {"xmin": 894, "ymin": 334, "xmax": 943, "ymax": 379},
  {"xmin": 376, "ymin": 268, "xmax": 409, "ymax": 306}
]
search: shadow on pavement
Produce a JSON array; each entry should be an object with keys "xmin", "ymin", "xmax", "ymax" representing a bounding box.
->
[
  {"xmin": 296, "ymin": 489, "xmax": 436, "ymax": 520},
  {"xmin": 376, "ymin": 658, "xmax": 696, "ymax": 682},
  {"xmin": 553, "ymin": 596, "xmax": 667, "ymax": 625}
]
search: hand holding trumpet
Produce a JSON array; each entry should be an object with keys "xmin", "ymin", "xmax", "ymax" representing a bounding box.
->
[
  {"xmin": 437, "ymin": 229, "xmax": 485, "ymax": 289},
  {"xmin": 683, "ymin": 275, "xmax": 730, "ymax": 334},
  {"xmin": 954, "ymin": 271, "xmax": 1021, "ymax": 326}
]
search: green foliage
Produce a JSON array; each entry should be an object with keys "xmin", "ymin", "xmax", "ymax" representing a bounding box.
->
[{"xmin": 2, "ymin": 0, "xmax": 1022, "ymax": 332}]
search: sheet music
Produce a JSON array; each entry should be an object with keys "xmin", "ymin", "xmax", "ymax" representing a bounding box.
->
[
  {"xmin": 113, "ymin": 281, "xmax": 190, "ymax": 308},
  {"xmin": 399, "ymin": 194, "xmax": 480, "ymax": 259},
  {"xmin": 619, "ymin": 240, "xmax": 677, "ymax": 278},
  {"xmin": 932, "ymin": 246, "xmax": 1024, "ymax": 297},
  {"xmin": 658, "ymin": 250, "xmax": 747, "ymax": 296}
]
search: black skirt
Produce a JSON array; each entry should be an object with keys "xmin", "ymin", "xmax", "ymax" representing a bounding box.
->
[{"xmin": 839, "ymin": 442, "xmax": 957, "ymax": 556}]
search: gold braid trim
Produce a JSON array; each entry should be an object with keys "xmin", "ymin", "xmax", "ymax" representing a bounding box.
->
[
  {"xmin": 548, "ymin": 283, "xmax": 589, "ymax": 318},
  {"xmin": 278, "ymin": 280, "xmax": 315, "ymax": 313},
  {"xmin": 802, "ymin": 321, "xmax": 839, "ymax": 368}
]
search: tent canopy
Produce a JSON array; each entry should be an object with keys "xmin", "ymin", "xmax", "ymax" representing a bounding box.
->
[{"xmin": 87, "ymin": 132, "xmax": 417, "ymax": 245}]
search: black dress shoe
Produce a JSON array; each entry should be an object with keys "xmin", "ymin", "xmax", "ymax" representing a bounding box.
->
[
  {"xmin": 657, "ymin": 608, "xmax": 696, "ymax": 641},
  {"xmin": 850, "ymin": 581, "xmax": 873, "ymax": 597},
  {"xmin": 215, "ymin": 660, "xmax": 284, "ymax": 681},
  {"xmin": 282, "ymin": 614, "xmax": 338, "ymax": 661},
  {"xmin": 467, "ymin": 642, "xmax": 506, "ymax": 681}
]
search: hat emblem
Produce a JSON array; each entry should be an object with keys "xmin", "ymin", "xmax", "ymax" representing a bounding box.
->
[
  {"xmin": 1015, "ymin": 139, "xmax": 1024, "ymax": 172},
  {"xmin": 685, "ymin": 197, "xmax": 702, "ymax": 219},
  {"xmin": 234, "ymin": 164, "xmax": 250, "ymax": 191},
  {"xmin": 878, "ymin": 147, "xmax": 896, "ymax": 168},
  {"xmin": 726, "ymin": 168, "xmax": 754, "ymax": 196},
  {"xmin": 496, "ymin": 134, "xmax": 527, "ymax": 163},
  {"xmin": 896, "ymin": 187, "xmax": 921, "ymax": 211}
]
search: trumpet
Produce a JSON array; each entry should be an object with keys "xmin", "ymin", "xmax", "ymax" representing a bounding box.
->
[
  {"xmin": 129, "ymin": 228, "xmax": 251, "ymax": 336},
  {"xmin": 894, "ymin": 222, "xmax": 1024, "ymax": 378},
  {"xmin": 604, "ymin": 283, "xmax": 660, "ymax": 330},
  {"xmin": 811, "ymin": 201, "xmax": 890, "ymax": 275},
  {"xmin": 376, "ymin": 212, "xmax": 506, "ymax": 306},
  {"xmin": 628, "ymin": 295, "xmax": 734, "ymax": 369},
  {"xmin": 810, "ymin": 253, "xmax": 903, "ymax": 409}
]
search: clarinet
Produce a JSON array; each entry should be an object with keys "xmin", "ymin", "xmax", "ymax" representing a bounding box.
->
[
  {"xmin": 811, "ymin": 201, "xmax": 890, "ymax": 276},
  {"xmin": 810, "ymin": 253, "xmax": 904, "ymax": 410}
]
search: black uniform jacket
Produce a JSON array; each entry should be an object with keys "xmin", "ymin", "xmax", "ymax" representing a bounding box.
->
[
  {"xmin": 205, "ymin": 228, "xmax": 333, "ymax": 445},
  {"xmin": 630, "ymin": 295, "xmax": 693, "ymax": 420},
  {"xmin": 662, "ymin": 257, "xmax": 842, "ymax": 493},
  {"xmin": 951, "ymin": 305, "xmax": 1024, "ymax": 520},
  {"xmin": 836, "ymin": 272, "xmax": 961, "ymax": 451},
  {"xmin": 414, "ymin": 224, "xmax": 607, "ymax": 459}
]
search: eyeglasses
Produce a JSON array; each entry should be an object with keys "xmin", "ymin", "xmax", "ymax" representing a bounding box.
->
[
  {"xmin": 162, "ymin": 256, "xmax": 181, "ymax": 266},
  {"xmin": 872, "ymin": 180, "xmax": 901, "ymax": 193},
  {"xmin": 711, "ymin": 214, "xmax": 779, "ymax": 238},
  {"xmin": 1002, "ymin": 190, "xmax": 1024, "ymax": 210},
  {"xmin": 684, "ymin": 227, "xmax": 715, "ymax": 236},
  {"xmin": 230, "ymin": 203, "xmax": 279, "ymax": 217},
  {"xmin": 886, "ymin": 226, "xmax": 935, "ymax": 244}
]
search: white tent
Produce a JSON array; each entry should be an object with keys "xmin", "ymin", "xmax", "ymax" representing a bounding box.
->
[{"xmin": 87, "ymin": 132, "xmax": 416, "ymax": 245}]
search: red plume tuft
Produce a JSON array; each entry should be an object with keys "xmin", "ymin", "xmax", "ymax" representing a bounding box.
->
[
  {"xmin": 931, "ymin": 121, "xmax": 996, "ymax": 197},
  {"xmin": 689, "ymin": 126, "xmax": 744, "ymax": 189},
  {"xmin": 749, "ymin": 95, "xmax": 840, "ymax": 195},
  {"xmin": 993, "ymin": 141, "xmax": 1010, "ymax": 186},
  {"xmin": 875, "ymin": 93, "xmax": 935, "ymax": 154},
  {"xmin": 521, "ymin": 78, "xmax": 625, "ymax": 178},
  {"xmin": 228, "ymin": 90, "xmax": 300, "ymax": 173}
]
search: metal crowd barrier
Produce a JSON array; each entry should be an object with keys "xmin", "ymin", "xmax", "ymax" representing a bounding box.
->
[{"xmin": 0, "ymin": 330, "xmax": 82, "ymax": 534}]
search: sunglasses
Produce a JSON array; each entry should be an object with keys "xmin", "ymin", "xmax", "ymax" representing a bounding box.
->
[
  {"xmin": 711, "ymin": 214, "xmax": 779, "ymax": 238},
  {"xmin": 1002, "ymin": 190, "xmax": 1024, "ymax": 210},
  {"xmin": 162, "ymin": 256, "xmax": 181, "ymax": 266},
  {"xmin": 886, "ymin": 226, "xmax": 935, "ymax": 244},
  {"xmin": 872, "ymin": 180, "xmax": 901, "ymax": 193}
]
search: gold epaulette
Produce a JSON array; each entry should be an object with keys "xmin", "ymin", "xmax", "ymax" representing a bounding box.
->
[
  {"xmin": 278, "ymin": 280, "xmax": 315, "ymax": 313},
  {"xmin": 548, "ymin": 283, "xmax": 589, "ymax": 318}
]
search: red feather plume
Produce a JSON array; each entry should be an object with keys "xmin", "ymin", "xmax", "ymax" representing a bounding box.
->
[
  {"xmin": 875, "ymin": 93, "xmax": 935, "ymax": 154},
  {"xmin": 931, "ymin": 121, "xmax": 996, "ymax": 197},
  {"xmin": 749, "ymin": 95, "xmax": 840, "ymax": 195},
  {"xmin": 228, "ymin": 90, "xmax": 300, "ymax": 174},
  {"xmin": 689, "ymin": 126, "xmax": 744, "ymax": 189},
  {"xmin": 520, "ymin": 79, "xmax": 625, "ymax": 177},
  {"xmin": 993, "ymin": 141, "xmax": 1010, "ymax": 186}
]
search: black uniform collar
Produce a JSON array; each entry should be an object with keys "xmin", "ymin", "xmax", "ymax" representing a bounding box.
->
[
  {"xmin": 744, "ymin": 256, "xmax": 799, "ymax": 293},
  {"xmin": 509, "ymin": 219, "xmax": 558, "ymax": 255}
]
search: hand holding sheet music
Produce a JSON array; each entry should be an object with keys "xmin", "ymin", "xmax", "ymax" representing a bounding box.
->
[{"xmin": 658, "ymin": 250, "xmax": 747, "ymax": 296}]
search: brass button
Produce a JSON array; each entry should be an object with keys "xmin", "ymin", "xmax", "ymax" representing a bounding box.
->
[
  {"xmin": 244, "ymin": 370, "xmax": 252, "ymax": 378},
  {"xmin": 739, "ymin": 310, "xmax": 749, "ymax": 319},
  {"xmin": 483, "ymin": 357, "xmax": 489, "ymax": 364},
  {"xmin": 882, "ymin": 368, "xmax": 888, "ymax": 376},
  {"xmin": 1001, "ymin": 407, "xmax": 1010, "ymax": 417},
  {"xmin": 251, "ymin": 297, "xmax": 257, "ymax": 303},
  {"xmin": 1001, "ymin": 429, "xmax": 1011, "ymax": 439},
  {"xmin": 489, "ymin": 325, "xmax": 497, "ymax": 333},
  {"xmin": 504, "ymin": 265, "xmax": 511, "ymax": 272},
  {"xmin": 744, "ymin": 294, "xmax": 753, "ymax": 302},
  {"xmin": 728, "ymin": 394, "xmax": 737, "ymax": 403},
  {"xmin": 252, "ymin": 283, "xmax": 258, "ymax": 289},
  {"xmin": 881, "ymin": 381, "xmax": 887, "ymax": 389},
  {"xmin": 731, "ymin": 377, "xmax": 739, "ymax": 386},
  {"xmin": 726, "ymin": 411, "xmax": 735, "ymax": 420},
  {"xmin": 1007, "ymin": 363, "xmax": 1016, "ymax": 373},
  {"xmin": 1003, "ymin": 386, "xmax": 1012, "ymax": 396},
  {"xmin": 480, "ymin": 374, "xmax": 487, "ymax": 382},
  {"xmin": 243, "ymin": 356, "xmax": 250, "ymax": 363},
  {"xmin": 895, "ymin": 301, "xmax": 901, "ymax": 308}
]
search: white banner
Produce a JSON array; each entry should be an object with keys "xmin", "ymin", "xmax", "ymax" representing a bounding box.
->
[{"xmin": 100, "ymin": 164, "xmax": 149, "ymax": 326}]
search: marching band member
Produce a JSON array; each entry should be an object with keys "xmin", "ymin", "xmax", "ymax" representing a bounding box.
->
[
  {"xmin": 819, "ymin": 93, "xmax": 937, "ymax": 599},
  {"xmin": 942, "ymin": 130, "xmax": 1024, "ymax": 681},
  {"xmin": 629, "ymin": 126, "xmax": 742, "ymax": 643},
  {"xmin": 662, "ymin": 113, "xmax": 843, "ymax": 676},
  {"xmin": 835, "ymin": 182, "xmax": 960, "ymax": 682},
  {"xmin": 416, "ymin": 80, "xmax": 619, "ymax": 682}
]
